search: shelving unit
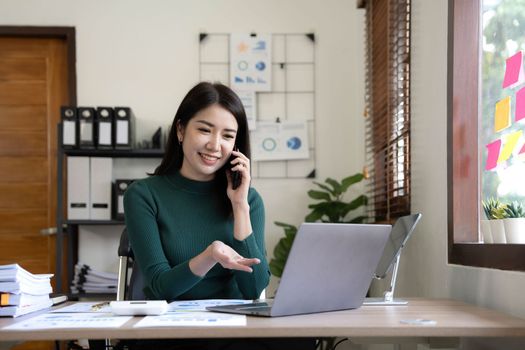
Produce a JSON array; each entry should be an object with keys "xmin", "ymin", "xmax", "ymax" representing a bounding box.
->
[{"xmin": 55, "ymin": 123, "xmax": 164, "ymax": 295}]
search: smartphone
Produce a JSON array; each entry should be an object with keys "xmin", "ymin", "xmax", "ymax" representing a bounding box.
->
[{"xmin": 230, "ymin": 147, "xmax": 241, "ymax": 190}]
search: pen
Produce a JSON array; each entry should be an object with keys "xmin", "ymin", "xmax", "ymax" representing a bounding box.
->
[{"xmin": 91, "ymin": 301, "xmax": 110, "ymax": 311}]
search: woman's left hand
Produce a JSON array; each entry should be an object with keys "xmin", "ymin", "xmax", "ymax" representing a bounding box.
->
[{"xmin": 226, "ymin": 149, "xmax": 251, "ymax": 205}]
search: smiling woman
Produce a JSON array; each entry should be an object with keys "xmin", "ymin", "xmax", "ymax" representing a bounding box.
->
[
  {"xmin": 120, "ymin": 82, "xmax": 314, "ymax": 349},
  {"xmin": 124, "ymin": 82, "xmax": 269, "ymax": 302}
]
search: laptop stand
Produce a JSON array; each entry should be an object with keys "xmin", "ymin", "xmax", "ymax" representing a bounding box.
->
[{"xmin": 363, "ymin": 254, "xmax": 408, "ymax": 306}]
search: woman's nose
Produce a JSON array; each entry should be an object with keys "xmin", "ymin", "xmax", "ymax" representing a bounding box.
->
[{"xmin": 206, "ymin": 134, "xmax": 221, "ymax": 151}]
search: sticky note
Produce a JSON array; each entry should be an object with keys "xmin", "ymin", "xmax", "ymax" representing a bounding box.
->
[
  {"xmin": 502, "ymin": 51, "xmax": 525, "ymax": 89},
  {"xmin": 516, "ymin": 86, "xmax": 525, "ymax": 122},
  {"xmin": 485, "ymin": 139, "xmax": 501, "ymax": 170},
  {"xmin": 494, "ymin": 96, "xmax": 511, "ymax": 132},
  {"xmin": 498, "ymin": 130, "xmax": 523, "ymax": 163},
  {"xmin": 520, "ymin": 143, "xmax": 525, "ymax": 155}
]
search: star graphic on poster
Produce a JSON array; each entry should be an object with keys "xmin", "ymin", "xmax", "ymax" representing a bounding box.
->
[{"xmin": 237, "ymin": 42, "xmax": 249, "ymax": 53}]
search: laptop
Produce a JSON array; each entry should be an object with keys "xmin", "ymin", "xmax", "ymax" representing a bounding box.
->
[{"xmin": 207, "ymin": 222, "xmax": 391, "ymax": 317}]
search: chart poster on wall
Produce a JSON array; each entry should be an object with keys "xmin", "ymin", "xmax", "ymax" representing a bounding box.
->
[
  {"xmin": 251, "ymin": 121, "xmax": 309, "ymax": 161},
  {"xmin": 235, "ymin": 90, "xmax": 257, "ymax": 130},
  {"xmin": 230, "ymin": 33, "xmax": 272, "ymax": 91}
]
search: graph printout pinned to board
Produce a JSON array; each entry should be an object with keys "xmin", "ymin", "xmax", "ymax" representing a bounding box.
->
[
  {"xmin": 230, "ymin": 33, "xmax": 272, "ymax": 91},
  {"xmin": 251, "ymin": 121, "xmax": 309, "ymax": 161}
]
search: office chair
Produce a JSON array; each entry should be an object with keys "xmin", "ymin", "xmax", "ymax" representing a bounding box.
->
[
  {"xmin": 90, "ymin": 228, "xmax": 145, "ymax": 350},
  {"xmin": 116, "ymin": 228, "xmax": 145, "ymax": 301}
]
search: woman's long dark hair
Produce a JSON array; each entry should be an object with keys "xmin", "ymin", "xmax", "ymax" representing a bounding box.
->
[{"xmin": 154, "ymin": 82, "xmax": 250, "ymax": 214}]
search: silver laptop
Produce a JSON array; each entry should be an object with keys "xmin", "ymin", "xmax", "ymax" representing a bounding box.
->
[{"xmin": 207, "ymin": 222, "xmax": 391, "ymax": 317}]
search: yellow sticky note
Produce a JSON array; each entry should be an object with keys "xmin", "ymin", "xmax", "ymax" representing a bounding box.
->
[
  {"xmin": 494, "ymin": 96, "xmax": 511, "ymax": 132},
  {"xmin": 498, "ymin": 130, "xmax": 523, "ymax": 163}
]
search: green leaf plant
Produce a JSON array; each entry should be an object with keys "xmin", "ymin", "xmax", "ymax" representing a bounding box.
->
[
  {"xmin": 503, "ymin": 201, "xmax": 525, "ymax": 219},
  {"xmin": 482, "ymin": 197, "xmax": 507, "ymax": 220},
  {"xmin": 269, "ymin": 173, "xmax": 368, "ymax": 278}
]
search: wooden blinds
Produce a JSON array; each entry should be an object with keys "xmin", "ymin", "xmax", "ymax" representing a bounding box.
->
[{"xmin": 362, "ymin": 0, "xmax": 412, "ymax": 222}]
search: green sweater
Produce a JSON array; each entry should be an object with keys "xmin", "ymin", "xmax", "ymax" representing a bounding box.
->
[{"xmin": 123, "ymin": 171, "xmax": 270, "ymax": 301}]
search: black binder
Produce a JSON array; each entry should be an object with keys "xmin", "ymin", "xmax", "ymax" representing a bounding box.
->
[
  {"xmin": 77, "ymin": 107, "xmax": 96, "ymax": 149},
  {"xmin": 95, "ymin": 107, "xmax": 114, "ymax": 149},
  {"xmin": 60, "ymin": 106, "xmax": 78, "ymax": 149},
  {"xmin": 113, "ymin": 179, "xmax": 135, "ymax": 220},
  {"xmin": 114, "ymin": 107, "xmax": 134, "ymax": 149}
]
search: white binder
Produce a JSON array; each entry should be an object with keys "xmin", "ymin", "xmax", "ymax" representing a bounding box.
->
[
  {"xmin": 90, "ymin": 157, "xmax": 113, "ymax": 220},
  {"xmin": 67, "ymin": 157, "xmax": 90, "ymax": 220}
]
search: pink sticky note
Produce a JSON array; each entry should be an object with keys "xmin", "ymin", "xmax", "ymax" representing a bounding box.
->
[
  {"xmin": 485, "ymin": 139, "xmax": 502, "ymax": 170},
  {"xmin": 517, "ymin": 86, "xmax": 525, "ymax": 122},
  {"xmin": 520, "ymin": 143, "xmax": 525, "ymax": 155},
  {"xmin": 503, "ymin": 51, "xmax": 524, "ymax": 89}
]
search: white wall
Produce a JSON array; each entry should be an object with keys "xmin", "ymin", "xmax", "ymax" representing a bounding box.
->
[
  {"xmin": 397, "ymin": 0, "xmax": 525, "ymax": 320},
  {"xmin": 1, "ymin": 0, "xmax": 366, "ymax": 294}
]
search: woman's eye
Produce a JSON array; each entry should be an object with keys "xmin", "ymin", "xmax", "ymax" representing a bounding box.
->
[
  {"xmin": 224, "ymin": 134, "xmax": 235, "ymax": 140},
  {"xmin": 198, "ymin": 128, "xmax": 210, "ymax": 133}
]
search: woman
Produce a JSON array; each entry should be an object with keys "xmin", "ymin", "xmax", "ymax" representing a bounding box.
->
[{"xmin": 124, "ymin": 82, "xmax": 270, "ymax": 301}]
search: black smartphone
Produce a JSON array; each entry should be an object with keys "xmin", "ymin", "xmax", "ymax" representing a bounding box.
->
[{"xmin": 230, "ymin": 147, "xmax": 241, "ymax": 190}]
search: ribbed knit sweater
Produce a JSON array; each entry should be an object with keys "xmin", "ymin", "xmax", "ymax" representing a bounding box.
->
[{"xmin": 123, "ymin": 171, "xmax": 270, "ymax": 301}]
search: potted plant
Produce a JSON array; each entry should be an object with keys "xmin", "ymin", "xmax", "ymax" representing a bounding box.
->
[
  {"xmin": 482, "ymin": 197, "xmax": 507, "ymax": 243},
  {"xmin": 503, "ymin": 201, "xmax": 525, "ymax": 244},
  {"xmin": 481, "ymin": 198, "xmax": 495, "ymax": 243},
  {"xmin": 269, "ymin": 173, "xmax": 368, "ymax": 278}
]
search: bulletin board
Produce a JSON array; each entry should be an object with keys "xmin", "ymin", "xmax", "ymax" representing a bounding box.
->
[{"xmin": 199, "ymin": 32, "xmax": 317, "ymax": 179}]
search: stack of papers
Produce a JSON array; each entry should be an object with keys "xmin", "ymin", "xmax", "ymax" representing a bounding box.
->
[
  {"xmin": 0, "ymin": 264, "xmax": 53, "ymax": 317},
  {"xmin": 70, "ymin": 263, "xmax": 118, "ymax": 294}
]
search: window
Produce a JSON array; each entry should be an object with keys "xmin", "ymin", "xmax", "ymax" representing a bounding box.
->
[
  {"xmin": 448, "ymin": 0, "xmax": 525, "ymax": 270},
  {"xmin": 361, "ymin": 0, "xmax": 412, "ymax": 223}
]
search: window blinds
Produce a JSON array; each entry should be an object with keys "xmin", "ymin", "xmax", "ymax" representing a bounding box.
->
[{"xmin": 362, "ymin": 0, "xmax": 412, "ymax": 222}]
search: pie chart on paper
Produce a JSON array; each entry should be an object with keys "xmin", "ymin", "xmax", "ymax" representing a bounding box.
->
[{"xmin": 287, "ymin": 137, "xmax": 302, "ymax": 150}]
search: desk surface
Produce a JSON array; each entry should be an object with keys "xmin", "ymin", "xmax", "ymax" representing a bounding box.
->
[{"xmin": 1, "ymin": 298, "xmax": 525, "ymax": 341}]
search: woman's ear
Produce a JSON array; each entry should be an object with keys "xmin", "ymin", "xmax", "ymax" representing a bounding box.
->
[{"xmin": 176, "ymin": 121, "xmax": 184, "ymax": 143}]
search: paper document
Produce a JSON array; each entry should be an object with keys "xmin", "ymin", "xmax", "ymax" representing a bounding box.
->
[
  {"xmin": 3, "ymin": 312, "xmax": 132, "ymax": 330},
  {"xmin": 168, "ymin": 299, "xmax": 252, "ymax": 312},
  {"xmin": 133, "ymin": 312, "xmax": 246, "ymax": 327},
  {"xmin": 51, "ymin": 302, "xmax": 111, "ymax": 313}
]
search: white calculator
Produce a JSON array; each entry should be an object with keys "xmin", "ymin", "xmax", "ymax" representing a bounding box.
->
[{"xmin": 110, "ymin": 300, "xmax": 168, "ymax": 316}]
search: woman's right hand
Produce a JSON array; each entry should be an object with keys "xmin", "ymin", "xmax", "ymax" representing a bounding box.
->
[{"xmin": 210, "ymin": 240, "xmax": 260, "ymax": 273}]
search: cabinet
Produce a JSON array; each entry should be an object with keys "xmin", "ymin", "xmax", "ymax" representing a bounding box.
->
[{"xmin": 55, "ymin": 123, "xmax": 164, "ymax": 295}]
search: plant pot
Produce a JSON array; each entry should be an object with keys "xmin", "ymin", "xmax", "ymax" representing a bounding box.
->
[
  {"xmin": 480, "ymin": 220, "xmax": 493, "ymax": 243},
  {"xmin": 503, "ymin": 218, "xmax": 525, "ymax": 244},
  {"xmin": 489, "ymin": 219, "xmax": 506, "ymax": 243}
]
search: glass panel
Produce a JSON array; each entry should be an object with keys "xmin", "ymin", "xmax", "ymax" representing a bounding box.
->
[{"xmin": 481, "ymin": 0, "xmax": 525, "ymax": 243}]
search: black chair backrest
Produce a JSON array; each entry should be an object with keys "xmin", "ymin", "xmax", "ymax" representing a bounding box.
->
[{"xmin": 118, "ymin": 228, "xmax": 146, "ymax": 300}]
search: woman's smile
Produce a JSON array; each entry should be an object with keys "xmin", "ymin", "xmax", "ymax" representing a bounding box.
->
[{"xmin": 199, "ymin": 152, "xmax": 221, "ymax": 165}]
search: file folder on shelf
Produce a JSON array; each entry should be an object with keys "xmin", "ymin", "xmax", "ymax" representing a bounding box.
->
[
  {"xmin": 67, "ymin": 156, "xmax": 90, "ymax": 220},
  {"xmin": 95, "ymin": 107, "xmax": 114, "ymax": 149},
  {"xmin": 78, "ymin": 107, "xmax": 96, "ymax": 149},
  {"xmin": 61, "ymin": 106, "xmax": 77, "ymax": 149},
  {"xmin": 114, "ymin": 107, "xmax": 134, "ymax": 149},
  {"xmin": 113, "ymin": 179, "xmax": 135, "ymax": 220},
  {"xmin": 90, "ymin": 157, "xmax": 113, "ymax": 220}
]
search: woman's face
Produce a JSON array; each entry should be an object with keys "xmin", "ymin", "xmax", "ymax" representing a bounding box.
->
[{"xmin": 177, "ymin": 104, "xmax": 238, "ymax": 181}]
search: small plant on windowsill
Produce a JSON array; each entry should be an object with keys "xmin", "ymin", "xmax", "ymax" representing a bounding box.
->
[
  {"xmin": 269, "ymin": 173, "xmax": 368, "ymax": 278},
  {"xmin": 481, "ymin": 197, "xmax": 507, "ymax": 244},
  {"xmin": 503, "ymin": 201, "xmax": 525, "ymax": 244}
]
